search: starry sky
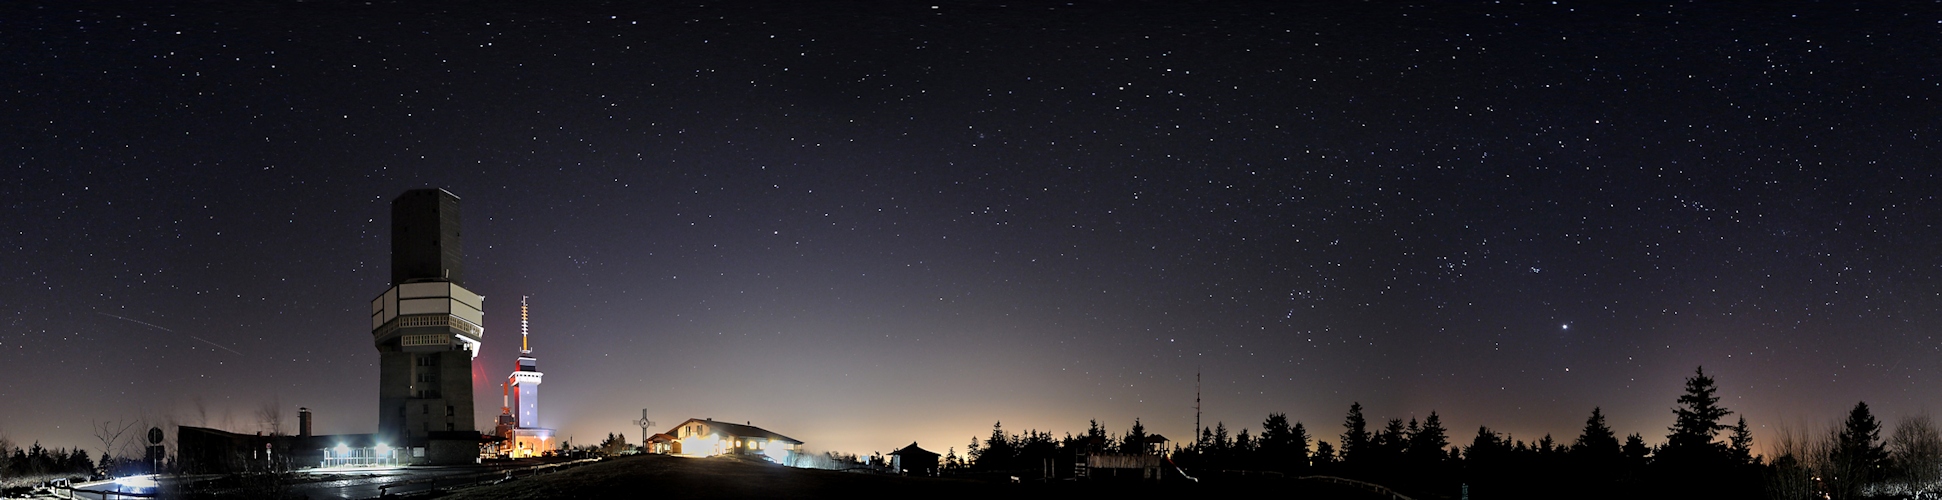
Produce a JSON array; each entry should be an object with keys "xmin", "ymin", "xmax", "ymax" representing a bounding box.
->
[{"xmin": 4, "ymin": 1, "xmax": 1940, "ymax": 458}]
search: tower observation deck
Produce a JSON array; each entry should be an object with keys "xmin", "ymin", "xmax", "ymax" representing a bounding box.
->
[{"xmin": 371, "ymin": 188, "xmax": 482, "ymax": 464}]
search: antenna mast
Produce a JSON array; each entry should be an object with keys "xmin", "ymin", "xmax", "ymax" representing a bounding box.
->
[
  {"xmin": 1194, "ymin": 368, "xmax": 1202, "ymax": 451},
  {"xmin": 520, "ymin": 295, "xmax": 531, "ymax": 354}
]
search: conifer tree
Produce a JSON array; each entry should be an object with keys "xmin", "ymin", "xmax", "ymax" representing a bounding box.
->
[
  {"xmin": 1291, "ymin": 422, "xmax": 1311, "ymax": 469},
  {"xmin": 1341, "ymin": 402, "xmax": 1371, "ymax": 464},
  {"xmin": 1464, "ymin": 426, "xmax": 1506, "ymax": 463},
  {"xmin": 1260, "ymin": 413, "xmax": 1294, "ymax": 460},
  {"xmin": 1312, "ymin": 441, "xmax": 1336, "ymax": 465},
  {"xmin": 1621, "ymin": 433, "xmax": 1651, "ymax": 464},
  {"xmin": 1663, "ymin": 366, "xmax": 1731, "ymax": 463},
  {"xmin": 1728, "ymin": 416, "xmax": 1754, "ymax": 465},
  {"xmin": 1408, "ymin": 411, "xmax": 1450, "ymax": 461},
  {"xmin": 1378, "ymin": 419, "xmax": 1409, "ymax": 461},
  {"xmin": 1121, "ymin": 419, "xmax": 1149, "ymax": 455},
  {"xmin": 1572, "ymin": 407, "xmax": 1621, "ymax": 460},
  {"xmin": 1831, "ymin": 401, "xmax": 1887, "ymax": 497},
  {"xmin": 1085, "ymin": 419, "xmax": 1109, "ymax": 453}
]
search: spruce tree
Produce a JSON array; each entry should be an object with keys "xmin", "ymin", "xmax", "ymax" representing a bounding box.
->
[
  {"xmin": 1260, "ymin": 413, "xmax": 1294, "ymax": 459},
  {"xmin": 1408, "ymin": 412, "xmax": 1449, "ymax": 462},
  {"xmin": 1378, "ymin": 419, "xmax": 1409, "ymax": 461},
  {"xmin": 1572, "ymin": 407, "xmax": 1621, "ymax": 460},
  {"xmin": 1464, "ymin": 426, "xmax": 1506, "ymax": 463},
  {"xmin": 1313, "ymin": 441, "xmax": 1337, "ymax": 465},
  {"xmin": 1621, "ymin": 433, "xmax": 1651, "ymax": 464},
  {"xmin": 1728, "ymin": 416, "xmax": 1754, "ymax": 465},
  {"xmin": 1122, "ymin": 419, "xmax": 1149, "ymax": 455},
  {"xmin": 1832, "ymin": 401, "xmax": 1886, "ymax": 497},
  {"xmin": 1291, "ymin": 421, "xmax": 1311, "ymax": 471},
  {"xmin": 1341, "ymin": 402, "xmax": 1371, "ymax": 464},
  {"xmin": 1663, "ymin": 366, "xmax": 1731, "ymax": 463}
]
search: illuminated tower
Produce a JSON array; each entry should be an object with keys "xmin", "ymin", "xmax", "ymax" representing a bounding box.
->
[
  {"xmin": 503, "ymin": 296, "xmax": 554, "ymax": 457},
  {"xmin": 511, "ymin": 297, "xmax": 543, "ymax": 428},
  {"xmin": 370, "ymin": 188, "xmax": 483, "ymax": 461}
]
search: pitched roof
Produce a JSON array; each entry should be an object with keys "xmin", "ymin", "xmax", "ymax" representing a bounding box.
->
[
  {"xmin": 890, "ymin": 442, "xmax": 938, "ymax": 457},
  {"xmin": 664, "ymin": 418, "xmax": 803, "ymax": 444}
]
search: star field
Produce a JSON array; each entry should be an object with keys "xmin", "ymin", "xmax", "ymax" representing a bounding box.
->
[{"xmin": 3, "ymin": 1, "xmax": 1939, "ymax": 456}]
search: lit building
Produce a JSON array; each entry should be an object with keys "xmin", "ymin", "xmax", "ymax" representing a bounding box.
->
[
  {"xmin": 650, "ymin": 418, "xmax": 803, "ymax": 465},
  {"xmin": 497, "ymin": 296, "xmax": 556, "ymax": 457},
  {"xmin": 371, "ymin": 188, "xmax": 484, "ymax": 465}
]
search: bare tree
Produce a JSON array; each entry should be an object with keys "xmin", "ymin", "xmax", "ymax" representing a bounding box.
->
[
  {"xmin": 94, "ymin": 419, "xmax": 136, "ymax": 474},
  {"xmin": 192, "ymin": 396, "xmax": 209, "ymax": 428},
  {"xmin": 256, "ymin": 397, "xmax": 284, "ymax": 436},
  {"xmin": 1890, "ymin": 413, "xmax": 1942, "ymax": 494},
  {"xmin": 1766, "ymin": 421, "xmax": 1838, "ymax": 500},
  {"xmin": 0, "ymin": 430, "xmax": 15, "ymax": 480}
]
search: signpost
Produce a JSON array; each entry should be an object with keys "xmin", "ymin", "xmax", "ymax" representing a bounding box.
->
[{"xmin": 147, "ymin": 427, "xmax": 165, "ymax": 474}]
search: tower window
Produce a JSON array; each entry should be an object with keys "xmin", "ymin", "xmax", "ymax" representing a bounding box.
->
[{"xmin": 447, "ymin": 405, "xmax": 455, "ymax": 417}]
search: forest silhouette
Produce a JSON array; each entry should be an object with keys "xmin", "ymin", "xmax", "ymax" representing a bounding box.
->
[{"xmin": 946, "ymin": 367, "xmax": 1940, "ymax": 500}]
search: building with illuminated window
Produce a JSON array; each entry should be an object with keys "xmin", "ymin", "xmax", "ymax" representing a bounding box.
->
[{"xmin": 649, "ymin": 418, "xmax": 803, "ymax": 465}]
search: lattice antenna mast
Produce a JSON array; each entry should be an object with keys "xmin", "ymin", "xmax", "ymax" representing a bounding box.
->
[
  {"xmin": 521, "ymin": 295, "xmax": 531, "ymax": 354},
  {"xmin": 1194, "ymin": 368, "xmax": 1202, "ymax": 452}
]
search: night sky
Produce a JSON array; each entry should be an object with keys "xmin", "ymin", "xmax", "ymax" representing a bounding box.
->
[{"xmin": 5, "ymin": 2, "xmax": 1940, "ymax": 458}]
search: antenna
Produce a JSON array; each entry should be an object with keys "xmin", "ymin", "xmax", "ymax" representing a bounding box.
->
[
  {"xmin": 1194, "ymin": 368, "xmax": 1202, "ymax": 451},
  {"xmin": 521, "ymin": 295, "xmax": 531, "ymax": 354}
]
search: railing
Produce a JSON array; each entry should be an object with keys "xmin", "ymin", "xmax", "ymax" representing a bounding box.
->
[{"xmin": 1297, "ymin": 475, "xmax": 1416, "ymax": 500}]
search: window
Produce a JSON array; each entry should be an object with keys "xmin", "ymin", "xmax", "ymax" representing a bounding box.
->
[
  {"xmin": 422, "ymin": 404, "xmax": 428, "ymax": 415},
  {"xmin": 447, "ymin": 423, "xmax": 455, "ymax": 431},
  {"xmin": 446, "ymin": 405, "xmax": 455, "ymax": 417}
]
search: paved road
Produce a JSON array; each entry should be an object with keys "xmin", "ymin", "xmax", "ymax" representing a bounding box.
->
[{"xmin": 286, "ymin": 465, "xmax": 501, "ymax": 499}]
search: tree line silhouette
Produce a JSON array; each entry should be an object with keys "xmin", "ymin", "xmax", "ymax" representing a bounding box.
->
[{"xmin": 956, "ymin": 367, "xmax": 1942, "ymax": 500}]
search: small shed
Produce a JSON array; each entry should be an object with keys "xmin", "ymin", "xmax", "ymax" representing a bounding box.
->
[{"xmin": 889, "ymin": 442, "xmax": 940, "ymax": 476}]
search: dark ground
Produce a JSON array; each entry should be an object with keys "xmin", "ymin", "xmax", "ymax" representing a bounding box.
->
[{"xmin": 435, "ymin": 455, "xmax": 1392, "ymax": 500}]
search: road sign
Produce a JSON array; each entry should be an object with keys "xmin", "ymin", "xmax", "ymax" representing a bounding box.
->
[{"xmin": 148, "ymin": 427, "xmax": 163, "ymax": 445}]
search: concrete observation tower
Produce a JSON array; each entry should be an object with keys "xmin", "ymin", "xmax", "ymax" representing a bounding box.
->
[{"xmin": 370, "ymin": 188, "xmax": 484, "ymax": 465}]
